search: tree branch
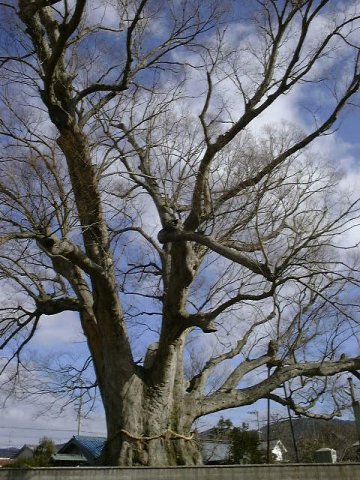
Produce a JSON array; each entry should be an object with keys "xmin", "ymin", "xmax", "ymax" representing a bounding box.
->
[
  {"xmin": 200, "ymin": 356, "xmax": 360, "ymax": 417},
  {"xmin": 158, "ymin": 229, "xmax": 273, "ymax": 279}
]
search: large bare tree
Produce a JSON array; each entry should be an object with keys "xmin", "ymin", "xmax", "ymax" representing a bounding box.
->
[{"xmin": 0, "ymin": 0, "xmax": 360, "ymax": 466}]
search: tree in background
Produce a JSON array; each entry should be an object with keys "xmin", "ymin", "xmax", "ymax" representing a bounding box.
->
[
  {"xmin": 8, "ymin": 437, "xmax": 55, "ymax": 468},
  {"xmin": 230, "ymin": 423, "xmax": 264, "ymax": 464},
  {"xmin": 212, "ymin": 417, "xmax": 233, "ymax": 439},
  {"xmin": 202, "ymin": 417, "xmax": 264, "ymax": 464},
  {"xmin": 33, "ymin": 437, "xmax": 56, "ymax": 465},
  {"xmin": 0, "ymin": 0, "xmax": 360, "ymax": 466},
  {"xmin": 295, "ymin": 420, "xmax": 360, "ymax": 463}
]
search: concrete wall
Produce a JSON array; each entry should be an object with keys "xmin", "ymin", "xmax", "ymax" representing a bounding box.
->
[{"xmin": 1, "ymin": 464, "xmax": 360, "ymax": 480}]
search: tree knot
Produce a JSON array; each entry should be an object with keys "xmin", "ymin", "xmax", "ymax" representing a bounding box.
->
[{"xmin": 157, "ymin": 219, "xmax": 181, "ymax": 244}]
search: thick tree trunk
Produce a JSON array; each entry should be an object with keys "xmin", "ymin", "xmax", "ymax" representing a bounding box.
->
[
  {"xmin": 99, "ymin": 373, "xmax": 202, "ymax": 466},
  {"xmin": 103, "ymin": 427, "xmax": 202, "ymax": 466},
  {"xmin": 54, "ymin": 122, "xmax": 200, "ymax": 467}
]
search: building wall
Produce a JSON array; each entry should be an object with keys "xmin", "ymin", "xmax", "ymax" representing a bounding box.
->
[
  {"xmin": 1, "ymin": 463, "xmax": 360, "ymax": 480},
  {"xmin": 272, "ymin": 444, "xmax": 285, "ymax": 462}
]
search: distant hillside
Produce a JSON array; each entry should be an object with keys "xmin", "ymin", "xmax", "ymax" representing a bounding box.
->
[
  {"xmin": 198, "ymin": 417, "xmax": 359, "ymax": 462},
  {"xmin": 261, "ymin": 418, "xmax": 358, "ymax": 462},
  {"xmin": 0, "ymin": 447, "xmax": 19, "ymax": 459}
]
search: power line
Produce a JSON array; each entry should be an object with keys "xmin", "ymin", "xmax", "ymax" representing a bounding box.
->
[{"xmin": 0, "ymin": 425, "xmax": 105, "ymax": 435}]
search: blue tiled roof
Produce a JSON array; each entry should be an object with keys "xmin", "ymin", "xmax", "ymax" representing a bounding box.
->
[
  {"xmin": 58, "ymin": 435, "xmax": 106, "ymax": 463},
  {"xmin": 73, "ymin": 436, "xmax": 106, "ymax": 460}
]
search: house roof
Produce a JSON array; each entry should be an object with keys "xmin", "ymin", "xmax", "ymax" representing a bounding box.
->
[
  {"xmin": 12, "ymin": 444, "xmax": 37, "ymax": 458},
  {"xmin": 259, "ymin": 439, "xmax": 287, "ymax": 452},
  {"xmin": 201, "ymin": 441, "xmax": 231, "ymax": 463},
  {"xmin": 17, "ymin": 444, "xmax": 36, "ymax": 451},
  {"xmin": 58, "ymin": 435, "xmax": 106, "ymax": 462}
]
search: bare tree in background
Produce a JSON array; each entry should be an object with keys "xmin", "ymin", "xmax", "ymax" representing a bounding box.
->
[{"xmin": 0, "ymin": 0, "xmax": 360, "ymax": 466}]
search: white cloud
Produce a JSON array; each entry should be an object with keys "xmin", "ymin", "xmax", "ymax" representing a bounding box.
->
[
  {"xmin": 0, "ymin": 395, "xmax": 106, "ymax": 446},
  {"xmin": 31, "ymin": 312, "xmax": 84, "ymax": 349}
]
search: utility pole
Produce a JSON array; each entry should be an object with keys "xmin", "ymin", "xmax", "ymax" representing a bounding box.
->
[
  {"xmin": 348, "ymin": 377, "xmax": 360, "ymax": 444},
  {"xmin": 267, "ymin": 365, "xmax": 271, "ymax": 463},
  {"xmin": 283, "ymin": 383, "xmax": 299, "ymax": 462},
  {"xmin": 77, "ymin": 384, "xmax": 84, "ymax": 436}
]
